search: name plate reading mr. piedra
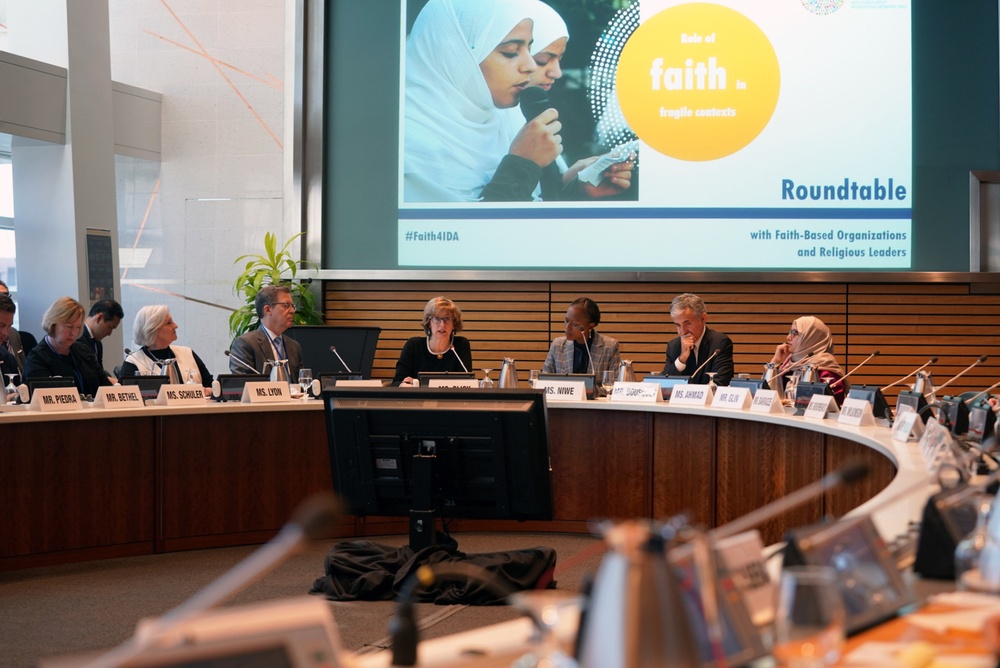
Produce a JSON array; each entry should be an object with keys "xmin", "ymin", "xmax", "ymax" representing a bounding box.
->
[
  {"xmin": 30, "ymin": 387, "xmax": 82, "ymax": 412},
  {"xmin": 669, "ymin": 384, "xmax": 714, "ymax": 406},
  {"xmin": 241, "ymin": 381, "xmax": 291, "ymax": 404},
  {"xmin": 610, "ymin": 382, "xmax": 662, "ymax": 403},
  {"xmin": 155, "ymin": 384, "xmax": 207, "ymax": 406}
]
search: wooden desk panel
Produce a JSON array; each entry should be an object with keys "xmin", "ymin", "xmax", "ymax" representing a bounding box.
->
[{"xmin": 651, "ymin": 412, "xmax": 716, "ymax": 526}]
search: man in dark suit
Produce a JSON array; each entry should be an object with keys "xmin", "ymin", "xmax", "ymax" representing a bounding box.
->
[
  {"xmin": 229, "ymin": 285, "xmax": 303, "ymax": 380},
  {"xmin": 0, "ymin": 280, "xmax": 27, "ymax": 368},
  {"xmin": 79, "ymin": 299, "xmax": 124, "ymax": 380},
  {"xmin": 0, "ymin": 294, "xmax": 21, "ymax": 386},
  {"xmin": 662, "ymin": 292, "xmax": 734, "ymax": 386}
]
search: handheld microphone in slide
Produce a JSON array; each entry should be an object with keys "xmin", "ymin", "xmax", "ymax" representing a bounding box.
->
[
  {"xmin": 450, "ymin": 346, "xmax": 469, "ymax": 373},
  {"xmin": 934, "ymin": 355, "xmax": 989, "ymax": 394},
  {"xmin": 328, "ymin": 346, "xmax": 353, "ymax": 374},
  {"xmin": 881, "ymin": 356, "xmax": 937, "ymax": 392},
  {"xmin": 224, "ymin": 349, "xmax": 260, "ymax": 374},
  {"xmin": 519, "ymin": 85, "xmax": 551, "ymax": 122},
  {"xmin": 85, "ymin": 493, "xmax": 343, "ymax": 668},
  {"xmin": 689, "ymin": 348, "xmax": 721, "ymax": 382},
  {"xmin": 828, "ymin": 349, "xmax": 880, "ymax": 388}
]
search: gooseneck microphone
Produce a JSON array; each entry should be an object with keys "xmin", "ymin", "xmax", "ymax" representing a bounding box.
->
[
  {"xmin": 225, "ymin": 349, "xmax": 260, "ymax": 374},
  {"xmin": 881, "ymin": 356, "xmax": 938, "ymax": 392},
  {"xmin": 329, "ymin": 346, "xmax": 353, "ymax": 374},
  {"xmin": 450, "ymin": 347, "xmax": 469, "ymax": 373},
  {"xmin": 829, "ymin": 349, "xmax": 880, "ymax": 388},
  {"xmin": 964, "ymin": 380, "xmax": 1000, "ymax": 406},
  {"xmin": 709, "ymin": 460, "xmax": 870, "ymax": 541},
  {"xmin": 935, "ymin": 355, "xmax": 989, "ymax": 394},
  {"xmin": 689, "ymin": 348, "xmax": 721, "ymax": 381},
  {"xmin": 86, "ymin": 493, "xmax": 343, "ymax": 668},
  {"xmin": 578, "ymin": 325, "xmax": 595, "ymax": 375}
]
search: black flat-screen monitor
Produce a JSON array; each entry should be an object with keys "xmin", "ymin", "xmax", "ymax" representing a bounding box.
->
[
  {"xmin": 26, "ymin": 376, "xmax": 78, "ymax": 400},
  {"xmin": 643, "ymin": 374, "xmax": 690, "ymax": 400},
  {"xmin": 847, "ymin": 384, "xmax": 894, "ymax": 422},
  {"xmin": 729, "ymin": 377, "xmax": 768, "ymax": 397},
  {"xmin": 793, "ymin": 381, "xmax": 832, "ymax": 413},
  {"xmin": 210, "ymin": 374, "xmax": 269, "ymax": 402},
  {"xmin": 285, "ymin": 326, "xmax": 380, "ymax": 378},
  {"xmin": 121, "ymin": 375, "xmax": 171, "ymax": 401},
  {"xmin": 937, "ymin": 395, "xmax": 971, "ymax": 435},
  {"xmin": 323, "ymin": 387, "xmax": 553, "ymax": 549}
]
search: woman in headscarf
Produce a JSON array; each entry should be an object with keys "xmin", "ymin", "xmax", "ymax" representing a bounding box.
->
[
  {"xmin": 769, "ymin": 316, "xmax": 848, "ymax": 405},
  {"xmin": 403, "ymin": 0, "xmax": 563, "ymax": 202}
]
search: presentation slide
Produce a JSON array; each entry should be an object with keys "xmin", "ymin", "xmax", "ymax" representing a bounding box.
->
[{"xmin": 397, "ymin": 0, "xmax": 912, "ymax": 270}]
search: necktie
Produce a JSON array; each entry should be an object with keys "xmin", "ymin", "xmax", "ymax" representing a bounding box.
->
[{"xmin": 273, "ymin": 336, "xmax": 286, "ymax": 360}]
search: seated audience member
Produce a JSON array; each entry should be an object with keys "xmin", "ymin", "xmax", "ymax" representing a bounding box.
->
[
  {"xmin": 23, "ymin": 296, "xmax": 110, "ymax": 397},
  {"xmin": 769, "ymin": 316, "xmax": 848, "ymax": 405},
  {"xmin": 0, "ymin": 279, "xmax": 27, "ymax": 365},
  {"xmin": 0, "ymin": 294, "xmax": 22, "ymax": 385},
  {"xmin": 229, "ymin": 285, "xmax": 303, "ymax": 380},
  {"xmin": 120, "ymin": 305, "xmax": 213, "ymax": 387},
  {"xmin": 542, "ymin": 297, "xmax": 620, "ymax": 379},
  {"xmin": 662, "ymin": 293, "xmax": 734, "ymax": 386},
  {"xmin": 393, "ymin": 296, "xmax": 473, "ymax": 386},
  {"xmin": 79, "ymin": 298, "xmax": 124, "ymax": 382}
]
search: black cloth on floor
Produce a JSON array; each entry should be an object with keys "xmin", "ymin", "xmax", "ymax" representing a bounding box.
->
[{"xmin": 309, "ymin": 534, "xmax": 557, "ymax": 605}]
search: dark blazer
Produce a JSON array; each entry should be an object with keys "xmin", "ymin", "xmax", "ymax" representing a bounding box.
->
[
  {"xmin": 663, "ymin": 327, "xmax": 734, "ymax": 386},
  {"xmin": 78, "ymin": 325, "xmax": 105, "ymax": 371},
  {"xmin": 23, "ymin": 338, "xmax": 111, "ymax": 397},
  {"xmin": 393, "ymin": 335, "xmax": 473, "ymax": 386},
  {"xmin": 230, "ymin": 328, "xmax": 303, "ymax": 380},
  {"xmin": 7, "ymin": 327, "xmax": 26, "ymax": 368}
]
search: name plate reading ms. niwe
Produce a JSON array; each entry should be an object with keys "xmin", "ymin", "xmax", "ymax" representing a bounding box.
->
[{"xmin": 534, "ymin": 380, "xmax": 586, "ymax": 402}]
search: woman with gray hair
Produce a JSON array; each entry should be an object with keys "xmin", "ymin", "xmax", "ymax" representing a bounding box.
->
[
  {"xmin": 23, "ymin": 296, "xmax": 110, "ymax": 397},
  {"xmin": 392, "ymin": 296, "xmax": 473, "ymax": 386},
  {"xmin": 120, "ymin": 305, "xmax": 213, "ymax": 387}
]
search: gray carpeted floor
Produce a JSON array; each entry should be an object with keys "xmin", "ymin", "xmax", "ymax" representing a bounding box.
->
[{"xmin": 0, "ymin": 532, "xmax": 604, "ymax": 667}]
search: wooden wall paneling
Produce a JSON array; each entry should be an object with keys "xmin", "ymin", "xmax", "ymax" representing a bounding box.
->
[
  {"xmin": 651, "ymin": 412, "xmax": 716, "ymax": 527},
  {"xmin": 822, "ymin": 436, "xmax": 897, "ymax": 521},
  {"xmin": 716, "ymin": 420, "xmax": 824, "ymax": 545}
]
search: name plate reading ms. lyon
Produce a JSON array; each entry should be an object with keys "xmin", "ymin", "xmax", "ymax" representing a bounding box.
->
[{"xmin": 241, "ymin": 381, "xmax": 291, "ymax": 403}]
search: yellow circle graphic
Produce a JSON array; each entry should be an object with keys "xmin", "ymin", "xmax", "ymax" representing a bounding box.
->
[{"xmin": 616, "ymin": 3, "xmax": 780, "ymax": 161}]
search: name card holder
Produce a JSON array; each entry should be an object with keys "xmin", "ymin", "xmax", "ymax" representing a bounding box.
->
[
  {"xmin": 670, "ymin": 383, "xmax": 714, "ymax": 406},
  {"xmin": 891, "ymin": 410, "xmax": 926, "ymax": 443},
  {"xmin": 836, "ymin": 397, "xmax": 875, "ymax": 426},
  {"xmin": 749, "ymin": 389, "xmax": 785, "ymax": 414},
  {"xmin": 714, "ymin": 530, "xmax": 773, "ymax": 627},
  {"xmin": 610, "ymin": 381, "xmax": 662, "ymax": 403},
  {"xmin": 803, "ymin": 395, "xmax": 839, "ymax": 420},
  {"xmin": 917, "ymin": 419, "xmax": 955, "ymax": 472},
  {"xmin": 427, "ymin": 378, "xmax": 479, "ymax": 388},
  {"xmin": 30, "ymin": 387, "xmax": 82, "ymax": 412},
  {"xmin": 333, "ymin": 379, "xmax": 382, "ymax": 388},
  {"xmin": 240, "ymin": 381, "xmax": 291, "ymax": 404},
  {"xmin": 155, "ymin": 384, "xmax": 207, "ymax": 406},
  {"xmin": 535, "ymin": 380, "xmax": 586, "ymax": 402},
  {"xmin": 92, "ymin": 385, "xmax": 144, "ymax": 409},
  {"xmin": 711, "ymin": 386, "xmax": 752, "ymax": 411}
]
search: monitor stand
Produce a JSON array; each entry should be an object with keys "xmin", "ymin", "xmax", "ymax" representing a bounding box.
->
[{"xmin": 408, "ymin": 440, "xmax": 440, "ymax": 552}]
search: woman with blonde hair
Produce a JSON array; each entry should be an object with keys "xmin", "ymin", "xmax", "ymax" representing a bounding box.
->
[
  {"xmin": 23, "ymin": 296, "xmax": 110, "ymax": 397},
  {"xmin": 392, "ymin": 296, "xmax": 473, "ymax": 386}
]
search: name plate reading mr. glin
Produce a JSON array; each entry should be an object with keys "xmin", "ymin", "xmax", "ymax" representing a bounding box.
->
[
  {"xmin": 711, "ymin": 386, "xmax": 752, "ymax": 411},
  {"xmin": 241, "ymin": 381, "xmax": 291, "ymax": 404},
  {"xmin": 155, "ymin": 384, "xmax": 207, "ymax": 406}
]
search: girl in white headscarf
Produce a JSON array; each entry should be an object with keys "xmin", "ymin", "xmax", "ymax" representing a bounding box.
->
[
  {"xmin": 770, "ymin": 316, "xmax": 848, "ymax": 404},
  {"xmin": 403, "ymin": 0, "xmax": 563, "ymax": 202}
]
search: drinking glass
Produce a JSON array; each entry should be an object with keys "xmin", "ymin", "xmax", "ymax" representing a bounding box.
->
[
  {"xmin": 601, "ymin": 369, "xmax": 616, "ymax": 398},
  {"xmin": 706, "ymin": 371, "xmax": 717, "ymax": 393},
  {"xmin": 529, "ymin": 369, "xmax": 540, "ymax": 387},
  {"xmin": 480, "ymin": 369, "xmax": 494, "ymax": 389},
  {"xmin": 5, "ymin": 373, "xmax": 17, "ymax": 402},
  {"xmin": 298, "ymin": 368, "xmax": 313, "ymax": 396},
  {"xmin": 185, "ymin": 369, "xmax": 197, "ymax": 385},
  {"xmin": 773, "ymin": 566, "xmax": 845, "ymax": 667},
  {"xmin": 784, "ymin": 369, "xmax": 802, "ymax": 407},
  {"xmin": 508, "ymin": 590, "xmax": 580, "ymax": 668}
]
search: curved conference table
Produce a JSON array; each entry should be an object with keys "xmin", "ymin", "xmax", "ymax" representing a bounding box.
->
[{"xmin": 0, "ymin": 394, "xmax": 933, "ymax": 572}]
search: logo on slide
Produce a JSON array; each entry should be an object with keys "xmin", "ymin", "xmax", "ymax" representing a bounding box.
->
[
  {"xmin": 616, "ymin": 3, "xmax": 780, "ymax": 161},
  {"xmin": 801, "ymin": 0, "xmax": 845, "ymax": 16}
]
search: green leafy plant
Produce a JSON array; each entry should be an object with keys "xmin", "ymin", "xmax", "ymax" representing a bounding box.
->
[{"xmin": 229, "ymin": 231, "xmax": 324, "ymax": 338}]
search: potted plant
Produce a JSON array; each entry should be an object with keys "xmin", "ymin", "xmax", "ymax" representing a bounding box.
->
[{"xmin": 229, "ymin": 231, "xmax": 325, "ymax": 338}]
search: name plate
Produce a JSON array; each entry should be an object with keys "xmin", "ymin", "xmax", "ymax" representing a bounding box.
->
[
  {"xmin": 155, "ymin": 384, "xmax": 207, "ymax": 406},
  {"xmin": 535, "ymin": 380, "xmax": 586, "ymax": 402},
  {"xmin": 804, "ymin": 394, "xmax": 839, "ymax": 419},
  {"xmin": 714, "ymin": 530, "xmax": 773, "ymax": 626},
  {"xmin": 92, "ymin": 386, "xmax": 144, "ymax": 409},
  {"xmin": 711, "ymin": 386, "xmax": 751, "ymax": 411},
  {"xmin": 891, "ymin": 410, "xmax": 925, "ymax": 443},
  {"xmin": 836, "ymin": 397, "xmax": 875, "ymax": 426},
  {"xmin": 240, "ymin": 381, "xmax": 291, "ymax": 404},
  {"xmin": 30, "ymin": 387, "xmax": 82, "ymax": 412},
  {"xmin": 670, "ymin": 384, "xmax": 714, "ymax": 406},
  {"xmin": 610, "ymin": 381, "xmax": 662, "ymax": 403},
  {"xmin": 427, "ymin": 378, "xmax": 479, "ymax": 388},
  {"xmin": 918, "ymin": 418, "xmax": 954, "ymax": 471},
  {"xmin": 749, "ymin": 389, "xmax": 785, "ymax": 414},
  {"xmin": 334, "ymin": 379, "xmax": 382, "ymax": 388}
]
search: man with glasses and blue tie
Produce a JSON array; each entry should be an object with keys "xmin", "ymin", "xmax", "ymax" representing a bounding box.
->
[{"xmin": 229, "ymin": 285, "xmax": 303, "ymax": 380}]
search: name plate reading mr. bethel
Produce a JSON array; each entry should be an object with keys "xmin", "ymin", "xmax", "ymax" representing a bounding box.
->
[
  {"xmin": 155, "ymin": 384, "xmax": 207, "ymax": 406},
  {"xmin": 30, "ymin": 387, "xmax": 82, "ymax": 412},
  {"xmin": 534, "ymin": 380, "xmax": 586, "ymax": 402},
  {"xmin": 241, "ymin": 381, "xmax": 291, "ymax": 403},
  {"xmin": 92, "ymin": 385, "xmax": 144, "ymax": 409},
  {"xmin": 670, "ymin": 384, "xmax": 714, "ymax": 406},
  {"xmin": 610, "ymin": 381, "xmax": 662, "ymax": 403}
]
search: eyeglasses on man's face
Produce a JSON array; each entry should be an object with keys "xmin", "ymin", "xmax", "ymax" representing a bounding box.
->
[{"xmin": 271, "ymin": 301, "xmax": 296, "ymax": 311}]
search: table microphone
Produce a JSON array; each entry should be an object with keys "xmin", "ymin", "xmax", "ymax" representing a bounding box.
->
[
  {"xmin": 329, "ymin": 346, "xmax": 353, "ymax": 373},
  {"xmin": 450, "ymin": 346, "xmax": 469, "ymax": 373},
  {"xmin": 85, "ymin": 493, "xmax": 343, "ymax": 668},
  {"xmin": 934, "ymin": 355, "xmax": 989, "ymax": 394},
  {"xmin": 225, "ymin": 349, "xmax": 260, "ymax": 374},
  {"xmin": 578, "ymin": 325, "xmax": 595, "ymax": 374},
  {"xmin": 829, "ymin": 349, "xmax": 880, "ymax": 388},
  {"xmin": 689, "ymin": 348, "xmax": 720, "ymax": 381},
  {"xmin": 709, "ymin": 459, "xmax": 870, "ymax": 541},
  {"xmin": 881, "ymin": 356, "xmax": 937, "ymax": 392},
  {"xmin": 964, "ymin": 380, "xmax": 1000, "ymax": 406}
]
